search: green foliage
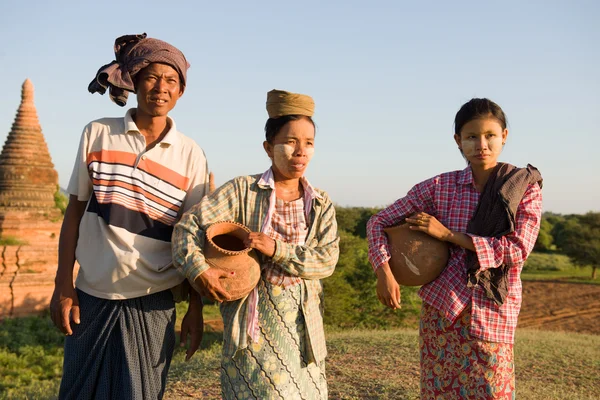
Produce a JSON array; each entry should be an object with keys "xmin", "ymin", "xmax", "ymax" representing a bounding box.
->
[
  {"xmin": 522, "ymin": 252, "xmax": 598, "ymax": 284},
  {"xmin": 0, "ymin": 314, "xmax": 64, "ymax": 352},
  {"xmin": 523, "ymin": 252, "xmax": 574, "ymax": 272},
  {"xmin": 0, "ymin": 314, "xmax": 64, "ymax": 397},
  {"xmin": 323, "ymin": 230, "xmax": 363, "ymax": 327},
  {"xmin": 335, "ymin": 206, "xmax": 380, "ymax": 238},
  {"xmin": 54, "ymin": 186, "xmax": 68, "ymax": 215},
  {"xmin": 0, "ymin": 236, "xmax": 28, "ymax": 246},
  {"xmin": 534, "ymin": 217, "xmax": 555, "ymax": 252},
  {"xmin": 552, "ymin": 212, "xmax": 599, "ymax": 279},
  {"xmin": 324, "ymin": 229, "xmax": 421, "ymax": 329}
]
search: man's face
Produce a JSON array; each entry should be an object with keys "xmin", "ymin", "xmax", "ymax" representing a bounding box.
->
[{"xmin": 135, "ymin": 63, "xmax": 183, "ymax": 118}]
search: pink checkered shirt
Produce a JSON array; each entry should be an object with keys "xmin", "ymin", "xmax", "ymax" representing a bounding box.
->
[
  {"xmin": 263, "ymin": 197, "xmax": 308, "ymax": 287},
  {"xmin": 367, "ymin": 166, "xmax": 543, "ymax": 344}
]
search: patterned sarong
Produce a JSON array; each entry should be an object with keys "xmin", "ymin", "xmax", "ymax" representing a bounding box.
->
[
  {"xmin": 221, "ymin": 279, "xmax": 327, "ymax": 399},
  {"xmin": 59, "ymin": 289, "xmax": 176, "ymax": 400},
  {"xmin": 420, "ymin": 302, "xmax": 515, "ymax": 399}
]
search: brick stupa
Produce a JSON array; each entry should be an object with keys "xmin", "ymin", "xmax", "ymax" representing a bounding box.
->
[{"xmin": 0, "ymin": 79, "xmax": 62, "ymax": 318}]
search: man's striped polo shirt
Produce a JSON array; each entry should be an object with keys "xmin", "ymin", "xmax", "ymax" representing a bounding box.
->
[{"xmin": 67, "ymin": 108, "xmax": 208, "ymax": 299}]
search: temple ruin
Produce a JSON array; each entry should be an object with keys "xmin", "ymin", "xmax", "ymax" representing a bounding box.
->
[{"xmin": 0, "ymin": 79, "xmax": 62, "ymax": 318}]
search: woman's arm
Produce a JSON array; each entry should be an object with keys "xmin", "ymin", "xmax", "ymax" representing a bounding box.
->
[
  {"xmin": 172, "ymin": 178, "xmax": 242, "ymax": 299},
  {"xmin": 367, "ymin": 178, "xmax": 437, "ymax": 310},
  {"xmin": 367, "ymin": 178, "xmax": 437, "ymax": 272},
  {"xmin": 469, "ymin": 184, "xmax": 543, "ymax": 271},
  {"xmin": 405, "ymin": 212, "xmax": 476, "ymax": 251}
]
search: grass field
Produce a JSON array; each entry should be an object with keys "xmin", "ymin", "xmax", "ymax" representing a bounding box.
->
[
  {"xmin": 522, "ymin": 252, "xmax": 597, "ymax": 284},
  {"xmin": 2, "ymin": 313, "xmax": 599, "ymax": 399},
  {"xmin": 150, "ymin": 328, "xmax": 600, "ymax": 399},
  {"xmin": 1, "ymin": 256, "xmax": 598, "ymax": 399}
]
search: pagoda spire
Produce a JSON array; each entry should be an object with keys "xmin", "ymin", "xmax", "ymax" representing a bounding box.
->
[{"xmin": 0, "ymin": 79, "xmax": 58, "ymax": 209}]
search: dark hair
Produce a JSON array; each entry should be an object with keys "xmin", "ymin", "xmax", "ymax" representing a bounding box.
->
[
  {"xmin": 454, "ymin": 98, "xmax": 507, "ymax": 136},
  {"xmin": 264, "ymin": 115, "xmax": 315, "ymax": 143}
]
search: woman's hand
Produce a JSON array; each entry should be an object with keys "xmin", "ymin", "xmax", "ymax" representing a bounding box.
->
[
  {"xmin": 244, "ymin": 232, "xmax": 276, "ymax": 257},
  {"xmin": 375, "ymin": 263, "xmax": 401, "ymax": 310},
  {"xmin": 405, "ymin": 212, "xmax": 452, "ymax": 241}
]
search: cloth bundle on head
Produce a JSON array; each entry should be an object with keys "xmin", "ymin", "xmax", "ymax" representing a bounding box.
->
[
  {"xmin": 266, "ymin": 89, "xmax": 314, "ymax": 118},
  {"xmin": 88, "ymin": 33, "xmax": 190, "ymax": 106}
]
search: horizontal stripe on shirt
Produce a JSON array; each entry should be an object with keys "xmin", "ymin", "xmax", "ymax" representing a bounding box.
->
[
  {"xmin": 90, "ymin": 162, "xmax": 186, "ymax": 204},
  {"xmin": 87, "ymin": 192, "xmax": 174, "ymax": 241},
  {"xmin": 87, "ymin": 150, "xmax": 190, "ymax": 190}
]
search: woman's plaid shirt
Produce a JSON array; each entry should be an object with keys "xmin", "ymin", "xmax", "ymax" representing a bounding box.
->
[
  {"xmin": 367, "ymin": 166, "xmax": 542, "ymax": 344},
  {"xmin": 172, "ymin": 172, "xmax": 340, "ymax": 362}
]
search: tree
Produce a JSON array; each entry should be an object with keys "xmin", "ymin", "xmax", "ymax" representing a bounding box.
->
[
  {"xmin": 552, "ymin": 212, "xmax": 599, "ymax": 279},
  {"xmin": 534, "ymin": 217, "xmax": 554, "ymax": 252},
  {"xmin": 54, "ymin": 186, "xmax": 68, "ymax": 215},
  {"xmin": 335, "ymin": 206, "xmax": 380, "ymax": 239}
]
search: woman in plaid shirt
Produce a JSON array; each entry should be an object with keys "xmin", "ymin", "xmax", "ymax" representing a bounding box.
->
[
  {"xmin": 173, "ymin": 90, "xmax": 339, "ymax": 399},
  {"xmin": 367, "ymin": 98, "xmax": 543, "ymax": 399}
]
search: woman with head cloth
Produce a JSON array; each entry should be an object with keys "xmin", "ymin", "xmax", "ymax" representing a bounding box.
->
[
  {"xmin": 367, "ymin": 98, "xmax": 543, "ymax": 399},
  {"xmin": 173, "ymin": 89, "xmax": 339, "ymax": 399}
]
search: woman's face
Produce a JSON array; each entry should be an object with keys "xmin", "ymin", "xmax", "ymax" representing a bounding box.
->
[
  {"xmin": 264, "ymin": 118, "xmax": 315, "ymax": 180},
  {"xmin": 454, "ymin": 117, "xmax": 508, "ymax": 169}
]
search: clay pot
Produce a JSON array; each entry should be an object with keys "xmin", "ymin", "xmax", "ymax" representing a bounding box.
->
[
  {"xmin": 204, "ymin": 221, "xmax": 261, "ymax": 301},
  {"xmin": 383, "ymin": 223, "xmax": 449, "ymax": 286}
]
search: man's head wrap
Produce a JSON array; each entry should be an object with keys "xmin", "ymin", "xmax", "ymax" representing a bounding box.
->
[
  {"xmin": 266, "ymin": 89, "xmax": 315, "ymax": 119},
  {"xmin": 88, "ymin": 33, "xmax": 190, "ymax": 106}
]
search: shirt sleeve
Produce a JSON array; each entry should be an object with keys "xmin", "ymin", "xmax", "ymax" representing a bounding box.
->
[
  {"xmin": 469, "ymin": 183, "xmax": 543, "ymax": 273},
  {"xmin": 180, "ymin": 148, "xmax": 209, "ymax": 215},
  {"xmin": 270, "ymin": 194, "xmax": 340, "ymax": 280},
  {"xmin": 66, "ymin": 125, "xmax": 93, "ymax": 201},
  {"xmin": 367, "ymin": 177, "xmax": 437, "ymax": 271},
  {"xmin": 172, "ymin": 178, "xmax": 241, "ymax": 283}
]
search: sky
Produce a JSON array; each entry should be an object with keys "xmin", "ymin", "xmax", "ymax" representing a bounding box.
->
[{"xmin": 0, "ymin": 0, "xmax": 598, "ymax": 214}]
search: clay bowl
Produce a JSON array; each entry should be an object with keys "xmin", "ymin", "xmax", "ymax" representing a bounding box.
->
[
  {"xmin": 383, "ymin": 223, "xmax": 449, "ymax": 286},
  {"xmin": 204, "ymin": 221, "xmax": 261, "ymax": 301}
]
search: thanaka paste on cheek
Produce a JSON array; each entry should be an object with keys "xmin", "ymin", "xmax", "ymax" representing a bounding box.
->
[
  {"xmin": 273, "ymin": 144, "xmax": 294, "ymax": 172},
  {"xmin": 304, "ymin": 147, "xmax": 315, "ymax": 161},
  {"xmin": 460, "ymin": 140, "xmax": 477, "ymax": 156},
  {"xmin": 272, "ymin": 144, "xmax": 315, "ymax": 172},
  {"xmin": 274, "ymin": 144, "xmax": 295, "ymax": 160},
  {"xmin": 460, "ymin": 136, "xmax": 504, "ymax": 158}
]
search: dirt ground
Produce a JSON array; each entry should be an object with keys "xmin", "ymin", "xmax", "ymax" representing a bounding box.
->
[
  {"xmin": 518, "ymin": 280, "xmax": 600, "ymax": 335},
  {"xmin": 201, "ymin": 281, "xmax": 600, "ymax": 335}
]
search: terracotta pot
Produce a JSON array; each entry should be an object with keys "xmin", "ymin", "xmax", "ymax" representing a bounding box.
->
[
  {"xmin": 204, "ymin": 221, "xmax": 261, "ymax": 301},
  {"xmin": 383, "ymin": 223, "xmax": 449, "ymax": 286}
]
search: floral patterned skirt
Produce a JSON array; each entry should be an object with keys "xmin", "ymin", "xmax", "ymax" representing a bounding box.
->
[{"xmin": 420, "ymin": 302, "xmax": 515, "ymax": 399}]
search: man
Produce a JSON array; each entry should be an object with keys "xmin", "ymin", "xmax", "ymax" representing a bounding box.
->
[{"xmin": 50, "ymin": 33, "xmax": 207, "ymax": 400}]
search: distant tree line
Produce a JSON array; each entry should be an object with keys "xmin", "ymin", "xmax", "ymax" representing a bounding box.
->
[
  {"xmin": 535, "ymin": 211, "xmax": 599, "ymax": 279},
  {"xmin": 323, "ymin": 207, "xmax": 422, "ymax": 329},
  {"xmin": 324, "ymin": 207, "xmax": 599, "ymax": 328}
]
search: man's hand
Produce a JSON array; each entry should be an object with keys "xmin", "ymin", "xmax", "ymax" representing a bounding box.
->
[
  {"xmin": 195, "ymin": 268, "xmax": 231, "ymax": 302},
  {"xmin": 50, "ymin": 284, "xmax": 80, "ymax": 335},
  {"xmin": 180, "ymin": 289, "xmax": 203, "ymax": 361},
  {"xmin": 244, "ymin": 232, "xmax": 276, "ymax": 257},
  {"xmin": 375, "ymin": 263, "xmax": 401, "ymax": 310}
]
